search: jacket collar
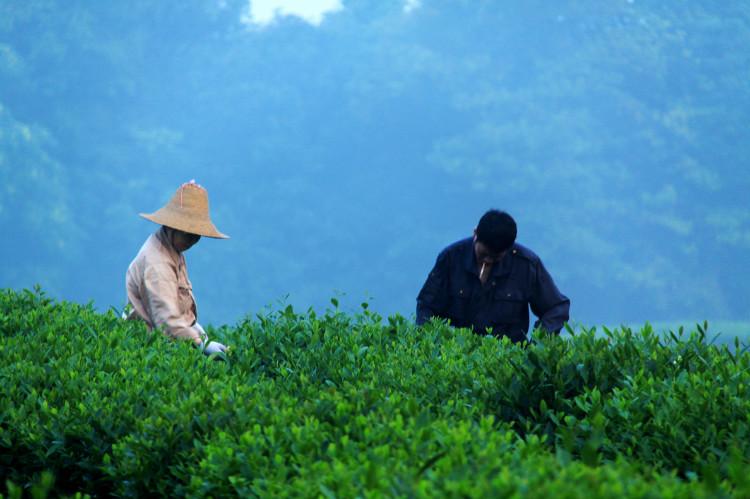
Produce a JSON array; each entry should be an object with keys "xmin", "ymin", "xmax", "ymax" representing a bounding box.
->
[{"xmin": 154, "ymin": 226, "xmax": 184, "ymax": 267}]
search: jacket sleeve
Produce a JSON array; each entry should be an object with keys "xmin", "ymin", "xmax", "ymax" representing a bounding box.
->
[
  {"xmin": 416, "ymin": 250, "xmax": 450, "ymax": 325},
  {"xmin": 529, "ymin": 258, "xmax": 570, "ymax": 334},
  {"xmin": 142, "ymin": 263, "xmax": 202, "ymax": 343}
]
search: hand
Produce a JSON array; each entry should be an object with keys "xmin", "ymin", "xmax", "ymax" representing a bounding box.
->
[
  {"xmin": 195, "ymin": 324, "xmax": 209, "ymax": 344},
  {"xmin": 203, "ymin": 341, "xmax": 228, "ymax": 356}
]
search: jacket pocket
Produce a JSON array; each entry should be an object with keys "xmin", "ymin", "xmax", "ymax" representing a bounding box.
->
[
  {"xmin": 177, "ymin": 284, "xmax": 194, "ymax": 315},
  {"xmin": 446, "ymin": 287, "xmax": 471, "ymax": 327},
  {"xmin": 491, "ymin": 288, "xmax": 525, "ymax": 324}
]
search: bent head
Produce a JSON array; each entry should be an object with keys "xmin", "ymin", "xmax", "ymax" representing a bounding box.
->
[
  {"xmin": 166, "ymin": 227, "xmax": 201, "ymax": 252},
  {"xmin": 473, "ymin": 209, "xmax": 517, "ymax": 264},
  {"xmin": 473, "ymin": 239, "xmax": 506, "ymax": 266}
]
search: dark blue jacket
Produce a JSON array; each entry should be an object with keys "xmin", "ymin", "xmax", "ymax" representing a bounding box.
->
[{"xmin": 416, "ymin": 238, "xmax": 570, "ymax": 342}]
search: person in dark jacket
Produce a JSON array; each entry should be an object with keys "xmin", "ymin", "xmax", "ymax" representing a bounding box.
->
[{"xmin": 416, "ymin": 210, "xmax": 570, "ymax": 342}]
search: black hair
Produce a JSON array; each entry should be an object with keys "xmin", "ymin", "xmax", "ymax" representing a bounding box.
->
[{"xmin": 476, "ymin": 210, "xmax": 517, "ymax": 253}]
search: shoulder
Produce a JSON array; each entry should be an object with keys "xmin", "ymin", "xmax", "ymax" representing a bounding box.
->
[
  {"xmin": 141, "ymin": 234, "xmax": 176, "ymax": 265},
  {"xmin": 509, "ymin": 242, "xmax": 541, "ymax": 265},
  {"xmin": 441, "ymin": 237, "xmax": 472, "ymax": 256},
  {"xmin": 133, "ymin": 235, "xmax": 178, "ymax": 274},
  {"xmin": 437, "ymin": 237, "xmax": 472, "ymax": 261}
]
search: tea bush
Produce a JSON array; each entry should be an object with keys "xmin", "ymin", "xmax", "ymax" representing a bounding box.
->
[{"xmin": 1, "ymin": 288, "xmax": 749, "ymax": 497}]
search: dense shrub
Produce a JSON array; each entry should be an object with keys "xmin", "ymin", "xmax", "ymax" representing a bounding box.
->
[{"xmin": 1, "ymin": 288, "xmax": 749, "ymax": 497}]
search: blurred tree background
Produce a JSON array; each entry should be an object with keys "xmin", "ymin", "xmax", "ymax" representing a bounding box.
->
[{"xmin": 1, "ymin": 0, "xmax": 748, "ymax": 327}]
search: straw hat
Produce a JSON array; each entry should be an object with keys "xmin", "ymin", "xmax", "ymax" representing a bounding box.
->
[{"xmin": 140, "ymin": 180, "xmax": 229, "ymax": 239}]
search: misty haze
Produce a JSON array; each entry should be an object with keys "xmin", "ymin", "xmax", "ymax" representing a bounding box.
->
[{"xmin": 1, "ymin": 0, "xmax": 748, "ymax": 339}]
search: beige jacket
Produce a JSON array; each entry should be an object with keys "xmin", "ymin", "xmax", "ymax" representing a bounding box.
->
[{"xmin": 126, "ymin": 227, "xmax": 204, "ymax": 343}]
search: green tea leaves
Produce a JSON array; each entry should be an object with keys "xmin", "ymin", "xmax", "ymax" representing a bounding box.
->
[{"xmin": 0, "ymin": 289, "xmax": 749, "ymax": 497}]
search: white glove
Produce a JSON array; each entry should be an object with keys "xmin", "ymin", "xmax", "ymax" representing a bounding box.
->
[{"xmin": 203, "ymin": 341, "xmax": 228, "ymax": 356}]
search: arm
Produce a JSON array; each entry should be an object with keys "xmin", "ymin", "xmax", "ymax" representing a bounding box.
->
[
  {"xmin": 416, "ymin": 251, "xmax": 450, "ymax": 325},
  {"xmin": 529, "ymin": 258, "xmax": 570, "ymax": 334},
  {"xmin": 142, "ymin": 264, "xmax": 203, "ymax": 344}
]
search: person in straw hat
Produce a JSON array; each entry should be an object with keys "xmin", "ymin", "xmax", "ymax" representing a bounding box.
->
[{"xmin": 125, "ymin": 180, "xmax": 229, "ymax": 356}]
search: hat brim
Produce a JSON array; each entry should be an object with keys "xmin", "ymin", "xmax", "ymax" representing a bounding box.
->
[{"xmin": 140, "ymin": 212, "xmax": 230, "ymax": 239}]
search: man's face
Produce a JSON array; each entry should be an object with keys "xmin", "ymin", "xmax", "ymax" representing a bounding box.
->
[
  {"xmin": 173, "ymin": 229, "xmax": 201, "ymax": 252},
  {"xmin": 473, "ymin": 231, "xmax": 505, "ymax": 265}
]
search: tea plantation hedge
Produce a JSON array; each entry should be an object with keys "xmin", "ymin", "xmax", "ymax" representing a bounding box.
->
[{"xmin": 1, "ymin": 288, "xmax": 749, "ymax": 498}]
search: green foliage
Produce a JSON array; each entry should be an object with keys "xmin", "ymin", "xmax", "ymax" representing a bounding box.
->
[
  {"xmin": 1, "ymin": 288, "xmax": 749, "ymax": 497},
  {"xmin": 2, "ymin": 1, "xmax": 750, "ymax": 323}
]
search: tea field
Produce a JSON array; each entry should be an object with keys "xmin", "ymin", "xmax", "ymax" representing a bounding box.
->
[{"xmin": 1, "ymin": 288, "xmax": 749, "ymax": 498}]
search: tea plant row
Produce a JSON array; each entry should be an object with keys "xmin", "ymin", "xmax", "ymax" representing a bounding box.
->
[{"xmin": 1, "ymin": 288, "xmax": 748, "ymax": 497}]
